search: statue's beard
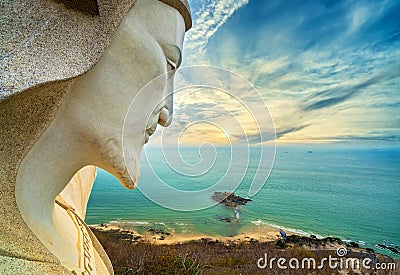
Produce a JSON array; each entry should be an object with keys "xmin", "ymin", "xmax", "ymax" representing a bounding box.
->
[{"xmin": 100, "ymin": 137, "xmax": 140, "ymax": 189}]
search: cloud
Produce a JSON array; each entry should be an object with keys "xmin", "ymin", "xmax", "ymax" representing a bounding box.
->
[
  {"xmin": 302, "ymin": 66, "xmax": 400, "ymax": 112},
  {"xmin": 346, "ymin": 0, "xmax": 397, "ymax": 35},
  {"xmin": 185, "ymin": 0, "xmax": 249, "ymax": 61},
  {"xmin": 175, "ymin": 0, "xmax": 400, "ymax": 144},
  {"xmin": 305, "ymin": 134, "xmax": 399, "ymax": 142},
  {"xmin": 276, "ymin": 125, "xmax": 310, "ymax": 139}
]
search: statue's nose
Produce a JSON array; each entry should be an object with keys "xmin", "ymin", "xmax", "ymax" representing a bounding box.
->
[{"xmin": 158, "ymin": 93, "xmax": 173, "ymax": 127}]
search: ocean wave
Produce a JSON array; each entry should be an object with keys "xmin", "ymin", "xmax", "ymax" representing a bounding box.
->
[
  {"xmin": 358, "ymin": 240, "xmax": 366, "ymax": 246},
  {"xmin": 250, "ymin": 220, "xmax": 323, "ymax": 239},
  {"xmin": 109, "ymin": 220, "xmax": 150, "ymax": 226},
  {"xmin": 342, "ymin": 239, "xmax": 368, "ymax": 246}
]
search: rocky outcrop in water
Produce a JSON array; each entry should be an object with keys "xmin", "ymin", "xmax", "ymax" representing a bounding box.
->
[{"xmin": 212, "ymin": 192, "xmax": 252, "ymax": 207}]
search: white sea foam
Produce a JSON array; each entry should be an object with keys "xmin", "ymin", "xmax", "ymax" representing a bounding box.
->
[
  {"xmin": 251, "ymin": 220, "xmax": 262, "ymax": 226},
  {"xmin": 250, "ymin": 220, "xmax": 323, "ymax": 239},
  {"xmin": 127, "ymin": 221, "xmax": 149, "ymax": 225},
  {"xmin": 108, "ymin": 220, "xmax": 149, "ymax": 226},
  {"xmin": 358, "ymin": 240, "xmax": 366, "ymax": 246}
]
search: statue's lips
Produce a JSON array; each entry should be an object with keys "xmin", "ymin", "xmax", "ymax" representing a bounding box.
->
[
  {"xmin": 144, "ymin": 115, "xmax": 159, "ymax": 144},
  {"xmin": 145, "ymin": 126, "xmax": 156, "ymax": 144}
]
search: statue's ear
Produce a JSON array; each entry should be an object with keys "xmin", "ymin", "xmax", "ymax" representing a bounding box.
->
[{"xmin": 55, "ymin": 0, "xmax": 99, "ymax": 15}]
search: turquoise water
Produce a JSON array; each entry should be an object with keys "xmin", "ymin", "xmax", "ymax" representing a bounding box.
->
[{"xmin": 86, "ymin": 144, "xmax": 400, "ymax": 257}]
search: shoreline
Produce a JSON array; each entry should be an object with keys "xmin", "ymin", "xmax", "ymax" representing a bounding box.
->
[
  {"xmin": 90, "ymin": 222, "xmax": 400, "ymax": 259},
  {"xmin": 90, "ymin": 222, "xmax": 303, "ymax": 245},
  {"xmin": 89, "ymin": 219, "xmax": 400, "ymax": 260}
]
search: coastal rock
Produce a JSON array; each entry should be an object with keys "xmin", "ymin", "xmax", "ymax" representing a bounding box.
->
[
  {"xmin": 212, "ymin": 192, "xmax": 252, "ymax": 207},
  {"xmin": 376, "ymin": 243, "xmax": 400, "ymax": 255},
  {"xmin": 147, "ymin": 228, "xmax": 171, "ymax": 236},
  {"xmin": 218, "ymin": 216, "xmax": 237, "ymax": 223}
]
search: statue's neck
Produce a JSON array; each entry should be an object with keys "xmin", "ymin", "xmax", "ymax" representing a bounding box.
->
[
  {"xmin": 15, "ymin": 107, "xmax": 91, "ymax": 271},
  {"xmin": 16, "ymin": 118, "xmax": 85, "ymax": 215}
]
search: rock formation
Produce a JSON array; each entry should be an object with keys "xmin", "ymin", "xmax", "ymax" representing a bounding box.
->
[{"xmin": 212, "ymin": 192, "xmax": 252, "ymax": 207}]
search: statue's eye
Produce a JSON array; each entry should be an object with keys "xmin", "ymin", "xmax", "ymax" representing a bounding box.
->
[
  {"xmin": 163, "ymin": 44, "xmax": 181, "ymax": 78},
  {"xmin": 166, "ymin": 58, "xmax": 177, "ymax": 78}
]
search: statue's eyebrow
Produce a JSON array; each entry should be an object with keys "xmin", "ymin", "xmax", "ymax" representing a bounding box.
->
[{"xmin": 163, "ymin": 44, "xmax": 182, "ymax": 69}]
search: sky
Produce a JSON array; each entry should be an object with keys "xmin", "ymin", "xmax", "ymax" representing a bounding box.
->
[{"xmin": 162, "ymin": 0, "xmax": 400, "ymax": 145}]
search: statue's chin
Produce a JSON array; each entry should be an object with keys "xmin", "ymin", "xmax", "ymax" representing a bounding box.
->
[
  {"xmin": 100, "ymin": 137, "xmax": 141, "ymax": 190},
  {"xmin": 118, "ymin": 158, "xmax": 140, "ymax": 190}
]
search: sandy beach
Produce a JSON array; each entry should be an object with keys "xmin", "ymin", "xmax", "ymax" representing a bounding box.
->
[
  {"xmin": 90, "ymin": 222, "xmax": 379, "ymax": 254},
  {"xmin": 90, "ymin": 222, "xmax": 294, "ymax": 245}
]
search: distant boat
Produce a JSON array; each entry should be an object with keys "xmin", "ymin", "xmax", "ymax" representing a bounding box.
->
[{"xmin": 307, "ymin": 150, "xmax": 313, "ymax": 153}]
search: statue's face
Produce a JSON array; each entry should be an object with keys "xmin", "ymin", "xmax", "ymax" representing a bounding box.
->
[
  {"xmin": 13, "ymin": 1, "xmax": 187, "ymax": 271},
  {"xmin": 65, "ymin": 0, "xmax": 185, "ymax": 188}
]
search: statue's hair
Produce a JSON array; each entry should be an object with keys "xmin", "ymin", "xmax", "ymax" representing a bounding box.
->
[{"xmin": 0, "ymin": 0, "xmax": 191, "ymax": 99}]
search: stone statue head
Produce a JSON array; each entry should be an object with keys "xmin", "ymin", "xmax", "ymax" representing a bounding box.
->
[{"xmin": 0, "ymin": 0, "xmax": 191, "ymax": 273}]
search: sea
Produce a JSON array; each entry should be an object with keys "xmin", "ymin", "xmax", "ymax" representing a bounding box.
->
[{"xmin": 86, "ymin": 144, "xmax": 400, "ymax": 257}]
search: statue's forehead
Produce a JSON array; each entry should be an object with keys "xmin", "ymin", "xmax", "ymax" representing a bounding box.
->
[
  {"xmin": 158, "ymin": 0, "xmax": 192, "ymax": 31},
  {"xmin": 130, "ymin": 0, "xmax": 186, "ymax": 51}
]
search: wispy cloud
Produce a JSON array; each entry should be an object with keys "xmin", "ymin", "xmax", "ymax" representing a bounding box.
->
[
  {"xmin": 185, "ymin": 0, "xmax": 249, "ymax": 61},
  {"xmin": 302, "ymin": 65, "xmax": 400, "ymax": 112}
]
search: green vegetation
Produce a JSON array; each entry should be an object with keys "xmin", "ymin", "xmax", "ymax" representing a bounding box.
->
[{"xmin": 92, "ymin": 229, "xmax": 399, "ymax": 275}]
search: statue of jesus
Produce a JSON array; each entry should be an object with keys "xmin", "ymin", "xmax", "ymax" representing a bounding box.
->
[{"xmin": 0, "ymin": 0, "xmax": 191, "ymax": 273}]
